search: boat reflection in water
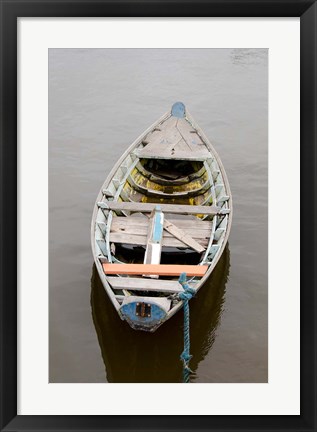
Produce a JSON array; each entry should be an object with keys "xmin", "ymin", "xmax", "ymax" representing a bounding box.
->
[{"xmin": 90, "ymin": 244, "xmax": 230, "ymax": 383}]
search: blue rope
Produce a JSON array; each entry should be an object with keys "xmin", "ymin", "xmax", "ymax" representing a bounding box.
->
[{"xmin": 178, "ymin": 272, "xmax": 196, "ymax": 383}]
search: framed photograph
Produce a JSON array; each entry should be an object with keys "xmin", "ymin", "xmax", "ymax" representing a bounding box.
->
[{"xmin": 0, "ymin": 1, "xmax": 316, "ymax": 431}]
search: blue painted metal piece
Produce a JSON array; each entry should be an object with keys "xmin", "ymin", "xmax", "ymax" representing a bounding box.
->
[
  {"xmin": 152, "ymin": 205, "xmax": 163, "ymax": 243},
  {"xmin": 120, "ymin": 301, "xmax": 167, "ymax": 331},
  {"xmin": 171, "ymin": 102, "xmax": 186, "ymax": 118}
]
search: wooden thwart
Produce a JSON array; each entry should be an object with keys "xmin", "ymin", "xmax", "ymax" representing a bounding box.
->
[
  {"xmin": 103, "ymin": 263, "xmax": 208, "ymax": 277},
  {"xmin": 134, "ymin": 149, "xmax": 212, "ymax": 161},
  {"xmin": 108, "ymin": 277, "xmax": 185, "ymax": 293},
  {"xmin": 105, "ymin": 201, "xmax": 224, "ymax": 215}
]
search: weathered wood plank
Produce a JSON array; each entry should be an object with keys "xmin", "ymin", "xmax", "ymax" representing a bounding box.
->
[
  {"xmin": 134, "ymin": 148, "xmax": 212, "ymax": 161},
  {"xmin": 175, "ymin": 118, "xmax": 205, "ymax": 152},
  {"xmin": 140, "ymin": 117, "xmax": 181, "ymax": 154},
  {"xmin": 139, "ymin": 117, "xmax": 208, "ymax": 159},
  {"xmin": 173, "ymin": 138, "xmax": 193, "ymax": 152},
  {"xmin": 111, "ymin": 216, "xmax": 212, "ymax": 231},
  {"xmin": 108, "ymin": 277, "xmax": 184, "ymax": 293},
  {"xmin": 105, "ymin": 201, "xmax": 222, "ymax": 215},
  {"xmin": 162, "ymin": 219, "xmax": 205, "ymax": 253},
  {"xmin": 111, "ymin": 223, "xmax": 211, "ymax": 240},
  {"xmin": 109, "ymin": 232, "xmax": 209, "ymax": 248},
  {"xmin": 103, "ymin": 263, "xmax": 208, "ymax": 277}
]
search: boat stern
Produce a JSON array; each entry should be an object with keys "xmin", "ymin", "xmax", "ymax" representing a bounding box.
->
[{"xmin": 119, "ymin": 296, "xmax": 171, "ymax": 332}]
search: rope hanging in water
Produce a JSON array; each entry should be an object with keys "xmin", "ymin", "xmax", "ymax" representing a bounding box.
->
[{"xmin": 178, "ymin": 272, "xmax": 196, "ymax": 383}]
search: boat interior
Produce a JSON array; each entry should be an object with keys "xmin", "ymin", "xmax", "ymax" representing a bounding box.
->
[
  {"xmin": 115, "ymin": 158, "xmax": 213, "ymax": 265},
  {"xmin": 95, "ymin": 151, "xmax": 229, "ymax": 279}
]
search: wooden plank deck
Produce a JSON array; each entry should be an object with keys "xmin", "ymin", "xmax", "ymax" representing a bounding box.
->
[
  {"xmin": 175, "ymin": 118, "xmax": 205, "ymax": 152},
  {"xmin": 103, "ymin": 263, "xmax": 208, "ymax": 277},
  {"xmin": 142, "ymin": 116, "xmax": 181, "ymax": 151},
  {"xmin": 136, "ymin": 117, "xmax": 212, "ymax": 160},
  {"xmin": 110, "ymin": 215, "xmax": 211, "ymax": 249}
]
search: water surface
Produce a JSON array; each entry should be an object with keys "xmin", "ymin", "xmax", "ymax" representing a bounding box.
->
[{"xmin": 49, "ymin": 48, "xmax": 268, "ymax": 383}]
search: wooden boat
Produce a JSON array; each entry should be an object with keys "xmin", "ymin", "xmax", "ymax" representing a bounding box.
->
[{"xmin": 91, "ymin": 102, "xmax": 232, "ymax": 332}]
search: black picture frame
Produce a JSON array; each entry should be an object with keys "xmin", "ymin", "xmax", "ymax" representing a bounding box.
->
[{"xmin": 0, "ymin": 1, "xmax": 316, "ymax": 431}]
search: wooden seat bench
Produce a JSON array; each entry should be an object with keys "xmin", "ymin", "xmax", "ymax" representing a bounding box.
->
[
  {"xmin": 107, "ymin": 277, "xmax": 186, "ymax": 293},
  {"xmin": 103, "ymin": 263, "xmax": 208, "ymax": 277},
  {"xmin": 101, "ymin": 201, "xmax": 228, "ymax": 216}
]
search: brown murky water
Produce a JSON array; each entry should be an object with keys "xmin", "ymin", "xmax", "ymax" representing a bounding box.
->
[{"xmin": 49, "ymin": 48, "xmax": 268, "ymax": 383}]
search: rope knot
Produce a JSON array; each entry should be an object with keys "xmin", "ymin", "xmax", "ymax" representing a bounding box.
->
[
  {"xmin": 180, "ymin": 350, "xmax": 193, "ymax": 374},
  {"xmin": 180, "ymin": 350, "xmax": 192, "ymax": 363},
  {"xmin": 178, "ymin": 272, "xmax": 196, "ymax": 300}
]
